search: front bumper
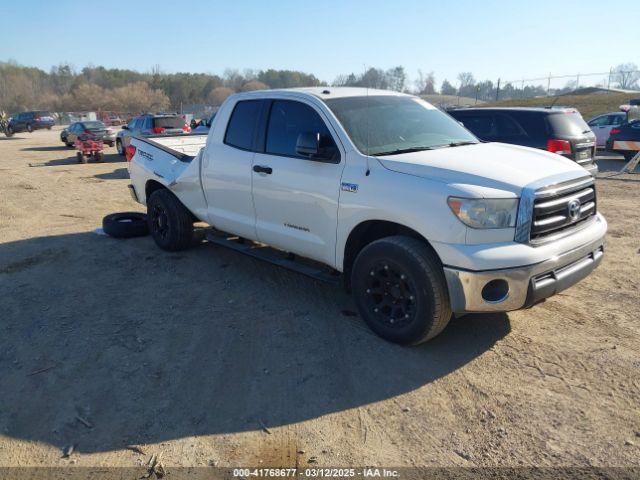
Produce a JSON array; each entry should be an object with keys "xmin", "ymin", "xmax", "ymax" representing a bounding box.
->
[{"xmin": 443, "ymin": 235, "xmax": 604, "ymax": 313}]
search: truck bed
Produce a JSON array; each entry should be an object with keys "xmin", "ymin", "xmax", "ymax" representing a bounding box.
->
[{"xmin": 134, "ymin": 133, "xmax": 208, "ymax": 161}]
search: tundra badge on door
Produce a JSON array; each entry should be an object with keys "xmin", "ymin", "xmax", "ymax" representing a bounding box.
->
[{"xmin": 341, "ymin": 182, "xmax": 358, "ymax": 193}]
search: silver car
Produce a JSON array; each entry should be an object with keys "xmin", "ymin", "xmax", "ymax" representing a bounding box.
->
[
  {"xmin": 116, "ymin": 114, "xmax": 190, "ymax": 155},
  {"xmin": 588, "ymin": 112, "xmax": 626, "ymax": 148},
  {"xmin": 61, "ymin": 121, "xmax": 116, "ymax": 147}
]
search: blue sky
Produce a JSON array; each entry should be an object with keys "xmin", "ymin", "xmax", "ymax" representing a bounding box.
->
[{"xmin": 1, "ymin": 0, "xmax": 638, "ymax": 86}]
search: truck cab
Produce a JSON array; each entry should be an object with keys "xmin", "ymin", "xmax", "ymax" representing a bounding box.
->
[{"xmin": 128, "ymin": 88, "xmax": 606, "ymax": 345}]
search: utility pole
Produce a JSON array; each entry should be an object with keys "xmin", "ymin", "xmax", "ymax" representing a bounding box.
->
[
  {"xmin": 495, "ymin": 78, "xmax": 500, "ymax": 101},
  {"xmin": 608, "ymin": 67, "xmax": 612, "ymax": 90},
  {"xmin": 547, "ymin": 73, "xmax": 551, "ymax": 96}
]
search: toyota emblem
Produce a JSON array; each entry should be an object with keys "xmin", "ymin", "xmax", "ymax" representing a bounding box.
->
[{"xmin": 567, "ymin": 199, "xmax": 581, "ymax": 220}]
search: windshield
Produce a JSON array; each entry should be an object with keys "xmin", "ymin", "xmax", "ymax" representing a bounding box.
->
[
  {"xmin": 83, "ymin": 121, "xmax": 105, "ymax": 130},
  {"xmin": 547, "ymin": 112, "xmax": 591, "ymax": 137},
  {"xmin": 324, "ymin": 95, "xmax": 478, "ymax": 156}
]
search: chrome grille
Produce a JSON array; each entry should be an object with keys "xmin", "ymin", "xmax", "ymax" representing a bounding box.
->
[{"xmin": 530, "ymin": 177, "xmax": 596, "ymax": 242}]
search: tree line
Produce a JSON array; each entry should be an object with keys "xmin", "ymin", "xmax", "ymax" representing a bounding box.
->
[
  {"xmin": 0, "ymin": 62, "xmax": 324, "ymax": 114},
  {"xmin": 1, "ymin": 60, "xmax": 638, "ymax": 114}
]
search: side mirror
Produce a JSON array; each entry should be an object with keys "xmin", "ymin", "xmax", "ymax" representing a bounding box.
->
[
  {"xmin": 296, "ymin": 132, "xmax": 338, "ymax": 163},
  {"xmin": 296, "ymin": 132, "xmax": 319, "ymax": 157}
]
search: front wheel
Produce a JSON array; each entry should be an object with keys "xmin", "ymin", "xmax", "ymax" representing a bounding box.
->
[
  {"xmin": 351, "ymin": 236, "xmax": 452, "ymax": 345},
  {"xmin": 5, "ymin": 125, "xmax": 13, "ymax": 137},
  {"xmin": 147, "ymin": 189, "xmax": 194, "ymax": 251},
  {"xmin": 26, "ymin": 123, "xmax": 33, "ymax": 133}
]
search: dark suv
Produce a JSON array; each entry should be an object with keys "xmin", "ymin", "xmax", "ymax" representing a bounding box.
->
[
  {"xmin": 6, "ymin": 111, "xmax": 55, "ymax": 135},
  {"xmin": 448, "ymin": 107, "xmax": 597, "ymax": 175}
]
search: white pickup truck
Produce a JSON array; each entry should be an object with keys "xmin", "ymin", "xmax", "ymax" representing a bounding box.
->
[{"xmin": 127, "ymin": 87, "xmax": 606, "ymax": 345}]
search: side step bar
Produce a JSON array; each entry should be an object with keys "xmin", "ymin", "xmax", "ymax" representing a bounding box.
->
[{"xmin": 204, "ymin": 230, "xmax": 341, "ymax": 285}]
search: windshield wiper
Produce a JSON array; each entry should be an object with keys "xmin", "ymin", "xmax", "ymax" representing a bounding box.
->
[
  {"xmin": 442, "ymin": 141, "xmax": 479, "ymax": 148},
  {"xmin": 371, "ymin": 146, "xmax": 436, "ymax": 156}
]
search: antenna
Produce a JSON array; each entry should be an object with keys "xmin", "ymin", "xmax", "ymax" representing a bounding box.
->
[{"xmin": 364, "ymin": 63, "xmax": 371, "ymax": 176}]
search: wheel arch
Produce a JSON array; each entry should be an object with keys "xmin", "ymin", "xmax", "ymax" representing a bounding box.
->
[
  {"xmin": 145, "ymin": 179, "xmax": 167, "ymax": 203},
  {"xmin": 342, "ymin": 220, "xmax": 441, "ymax": 290}
]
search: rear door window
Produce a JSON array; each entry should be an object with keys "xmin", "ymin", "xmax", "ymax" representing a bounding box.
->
[
  {"xmin": 224, "ymin": 100, "xmax": 262, "ymax": 151},
  {"xmin": 455, "ymin": 114, "xmax": 494, "ymax": 137},
  {"xmin": 494, "ymin": 114, "xmax": 523, "ymax": 138},
  {"xmin": 609, "ymin": 114, "xmax": 625, "ymax": 126},
  {"xmin": 510, "ymin": 112, "xmax": 548, "ymax": 141}
]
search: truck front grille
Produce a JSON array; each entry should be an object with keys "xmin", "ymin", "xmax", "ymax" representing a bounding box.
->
[{"xmin": 530, "ymin": 177, "xmax": 596, "ymax": 242}]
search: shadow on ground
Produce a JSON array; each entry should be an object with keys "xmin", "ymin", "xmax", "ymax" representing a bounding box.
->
[
  {"xmin": 28, "ymin": 151, "xmax": 124, "ymax": 167},
  {"xmin": 22, "ymin": 145, "xmax": 70, "ymax": 152},
  {"xmin": 0, "ymin": 232, "xmax": 510, "ymax": 454},
  {"xmin": 94, "ymin": 168, "xmax": 129, "ymax": 180}
]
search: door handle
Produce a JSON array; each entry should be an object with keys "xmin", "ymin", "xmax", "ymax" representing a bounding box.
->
[{"xmin": 253, "ymin": 165, "xmax": 273, "ymax": 174}]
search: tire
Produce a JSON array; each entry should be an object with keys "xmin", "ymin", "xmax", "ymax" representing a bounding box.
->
[
  {"xmin": 103, "ymin": 212, "xmax": 149, "ymax": 239},
  {"xmin": 46, "ymin": 126, "xmax": 52, "ymax": 130},
  {"xmin": 351, "ymin": 236, "xmax": 452, "ymax": 345},
  {"xmin": 5, "ymin": 125, "xmax": 13, "ymax": 137},
  {"xmin": 106, "ymin": 141, "xmax": 114, "ymax": 148},
  {"xmin": 147, "ymin": 189, "xmax": 194, "ymax": 251},
  {"xmin": 116, "ymin": 139, "xmax": 125, "ymax": 156},
  {"xmin": 65, "ymin": 141, "xmax": 73, "ymax": 148},
  {"xmin": 26, "ymin": 123, "xmax": 33, "ymax": 133},
  {"xmin": 95, "ymin": 152, "xmax": 103, "ymax": 162},
  {"xmin": 76, "ymin": 152, "xmax": 84, "ymax": 163}
]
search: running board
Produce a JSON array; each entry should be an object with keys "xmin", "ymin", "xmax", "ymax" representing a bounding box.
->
[{"xmin": 204, "ymin": 230, "xmax": 341, "ymax": 285}]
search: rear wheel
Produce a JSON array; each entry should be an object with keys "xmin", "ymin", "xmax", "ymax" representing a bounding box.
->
[
  {"xmin": 147, "ymin": 189, "xmax": 194, "ymax": 251},
  {"xmin": 26, "ymin": 123, "xmax": 33, "ymax": 133},
  {"xmin": 351, "ymin": 236, "xmax": 452, "ymax": 345},
  {"xmin": 116, "ymin": 139, "xmax": 125, "ymax": 156}
]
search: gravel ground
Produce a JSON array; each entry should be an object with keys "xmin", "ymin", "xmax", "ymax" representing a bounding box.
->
[{"xmin": 0, "ymin": 128, "xmax": 638, "ymax": 471}]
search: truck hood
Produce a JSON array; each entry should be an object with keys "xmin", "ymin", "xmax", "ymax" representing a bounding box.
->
[{"xmin": 376, "ymin": 142, "xmax": 588, "ymax": 195}]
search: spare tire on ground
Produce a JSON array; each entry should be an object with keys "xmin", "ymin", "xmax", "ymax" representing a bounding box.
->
[{"xmin": 102, "ymin": 212, "xmax": 149, "ymax": 239}]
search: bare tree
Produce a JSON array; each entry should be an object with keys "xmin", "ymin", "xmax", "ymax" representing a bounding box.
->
[
  {"xmin": 415, "ymin": 70, "xmax": 436, "ymax": 94},
  {"xmin": 612, "ymin": 63, "xmax": 640, "ymax": 90}
]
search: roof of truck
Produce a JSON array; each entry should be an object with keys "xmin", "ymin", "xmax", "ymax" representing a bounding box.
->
[
  {"xmin": 288, "ymin": 87, "xmax": 410, "ymax": 99},
  {"xmin": 234, "ymin": 86, "xmax": 410, "ymax": 101}
]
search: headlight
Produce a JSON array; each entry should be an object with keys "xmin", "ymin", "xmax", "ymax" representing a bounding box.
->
[{"xmin": 447, "ymin": 197, "xmax": 518, "ymax": 229}]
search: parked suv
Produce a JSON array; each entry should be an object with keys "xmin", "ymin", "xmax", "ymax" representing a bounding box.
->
[
  {"xmin": 5, "ymin": 111, "xmax": 55, "ymax": 136},
  {"xmin": 448, "ymin": 107, "xmax": 597, "ymax": 176},
  {"xmin": 116, "ymin": 114, "xmax": 191, "ymax": 156}
]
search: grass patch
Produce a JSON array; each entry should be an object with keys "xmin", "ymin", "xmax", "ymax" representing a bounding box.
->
[{"xmin": 483, "ymin": 92, "xmax": 638, "ymax": 119}]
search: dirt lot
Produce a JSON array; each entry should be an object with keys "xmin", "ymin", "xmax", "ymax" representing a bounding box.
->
[{"xmin": 0, "ymin": 127, "xmax": 639, "ymax": 471}]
